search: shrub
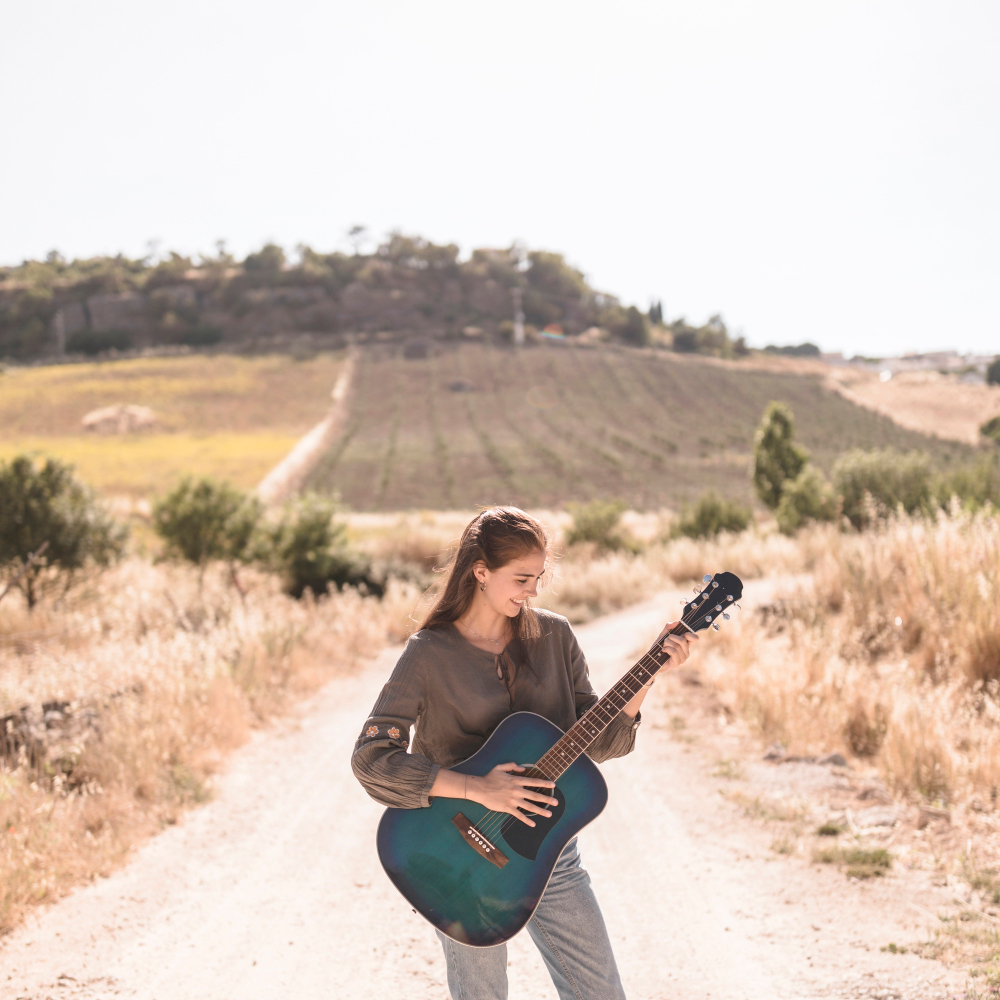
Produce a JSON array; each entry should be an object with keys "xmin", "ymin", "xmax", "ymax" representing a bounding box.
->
[
  {"xmin": 987, "ymin": 358, "xmax": 1000, "ymax": 386},
  {"xmin": 844, "ymin": 702, "xmax": 888, "ymax": 757},
  {"xmin": 981, "ymin": 415, "xmax": 1000, "ymax": 445},
  {"xmin": 65, "ymin": 329, "xmax": 132, "ymax": 355},
  {"xmin": 675, "ymin": 491, "xmax": 751, "ymax": 539},
  {"xmin": 564, "ymin": 499, "xmax": 635, "ymax": 551},
  {"xmin": 763, "ymin": 342, "xmax": 821, "ymax": 357},
  {"xmin": 938, "ymin": 453, "xmax": 1000, "ymax": 510},
  {"xmin": 267, "ymin": 493, "xmax": 385, "ymax": 599},
  {"xmin": 775, "ymin": 466, "xmax": 838, "ymax": 535},
  {"xmin": 178, "ymin": 325, "xmax": 222, "ymax": 347},
  {"xmin": 833, "ymin": 449, "xmax": 935, "ymax": 529},
  {"xmin": 751, "ymin": 402, "xmax": 809, "ymax": 509},
  {"xmin": 617, "ymin": 306, "xmax": 649, "ymax": 347},
  {"xmin": 0, "ymin": 455, "xmax": 126, "ymax": 608},
  {"xmin": 152, "ymin": 478, "xmax": 262, "ymax": 588}
]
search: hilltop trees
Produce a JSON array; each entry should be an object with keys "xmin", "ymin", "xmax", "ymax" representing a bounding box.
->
[{"xmin": 0, "ymin": 236, "xmax": 730, "ymax": 360}]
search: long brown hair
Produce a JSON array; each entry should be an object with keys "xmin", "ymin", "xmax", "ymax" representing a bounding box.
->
[{"xmin": 421, "ymin": 506, "xmax": 548, "ymax": 686}]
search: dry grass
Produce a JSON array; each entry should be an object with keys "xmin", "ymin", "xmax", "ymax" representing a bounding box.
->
[
  {"xmin": 345, "ymin": 509, "xmax": 820, "ymax": 625},
  {"xmin": 0, "ymin": 558, "xmax": 419, "ymax": 933},
  {"xmin": 0, "ymin": 431, "xmax": 300, "ymax": 498},
  {"xmin": 536, "ymin": 526, "xmax": 820, "ymax": 622},
  {"xmin": 701, "ymin": 508, "xmax": 1000, "ymax": 807},
  {"xmin": 826, "ymin": 366, "xmax": 1000, "ymax": 446}
]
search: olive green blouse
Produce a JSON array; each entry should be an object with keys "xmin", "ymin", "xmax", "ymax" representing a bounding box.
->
[{"xmin": 351, "ymin": 609, "xmax": 640, "ymax": 809}]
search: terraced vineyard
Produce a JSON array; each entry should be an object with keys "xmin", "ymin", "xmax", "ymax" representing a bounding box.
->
[{"xmin": 306, "ymin": 342, "xmax": 967, "ymax": 511}]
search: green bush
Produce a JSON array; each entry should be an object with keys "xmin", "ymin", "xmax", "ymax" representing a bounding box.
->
[
  {"xmin": 833, "ymin": 449, "xmax": 936, "ymax": 530},
  {"xmin": 987, "ymin": 358, "xmax": 1000, "ymax": 386},
  {"xmin": 617, "ymin": 306, "xmax": 649, "ymax": 347},
  {"xmin": 65, "ymin": 329, "xmax": 132, "ymax": 355},
  {"xmin": 775, "ymin": 466, "xmax": 838, "ymax": 535},
  {"xmin": 981, "ymin": 415, "xmax": 1000, "ymax": 445},
  {"xmin": 267, "ymin": 493, "xmax": 385, "ymax": 599},
  {"xmin": 564, "ymin": 499, "xmax": 636, "ymax": 551},
  {"xmin": 937, "ymin": 453, "xmax": 1000, "ymax": 510},
  {"xmin": 675, "ymin": 491, "xmax": 751, "ymax": 539},
  {"xmin": 178, "ymin": 325, "xmax": 222, "ymax": 347},
  {"xmin": 751, "ymin": 402, "xmax": 809, "ymax": 509},
  {"xmin": 153, "ymin": 477, "xmax": 262, "ymax": 587},
  {"xmin": 0, "ymin": 455, "xmax": 126, "ymax": 608}
]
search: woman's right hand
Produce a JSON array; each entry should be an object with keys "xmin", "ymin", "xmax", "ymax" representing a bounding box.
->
[{"xmin": 468, "ymin": 763, "xmax": 558, "ymax": 827}]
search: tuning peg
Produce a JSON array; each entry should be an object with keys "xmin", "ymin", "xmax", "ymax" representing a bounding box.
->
[
  {"xmin": 726, "ymin": 595, "xmax": 734, "ymax": 602},
  {"xmin": 702, "ymin": 574, "xmax": 712, "ymax": 582},
  {"xmin": 723, "ymin": 613, "xmax": 730, "ymax": 620},
  {"xmin": 712, "ymin": 623, "xmax": 720, "ymax": 631},
  {"xmin": 692, "ymin": 586, "xmax": 701, "ymax": 594},
  {"xmin": 715, "ymin": 604, "xmax": 722, "ymax": 611},
  {"xmin": 680, "ymin": 599, "xmax": 688, "ymax": 605},
  {"xmin": 711, "ymin": 581, "xmax": 719, "ymax": 589},
  {"xmin": 705, "ymin": 615, "xmax": 712, "ymax": 622}
]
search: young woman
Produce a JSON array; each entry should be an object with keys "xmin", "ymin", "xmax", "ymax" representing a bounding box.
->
[{"xmin": 352, "ymin": 506, "xmax": 696, "ymax": 1000}]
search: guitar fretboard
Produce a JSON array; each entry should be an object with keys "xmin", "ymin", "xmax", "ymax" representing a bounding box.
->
[{"xmin": 533, "ymin": 623, "xmax": 686, "ymax": 780}]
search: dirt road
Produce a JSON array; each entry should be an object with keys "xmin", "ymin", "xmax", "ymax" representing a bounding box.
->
[{"xmin": 0, "ymin": 591, "xmax": 965, "ymax": 999}]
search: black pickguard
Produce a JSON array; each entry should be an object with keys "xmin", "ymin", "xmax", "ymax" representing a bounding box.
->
[{"xmin": 500, "ymin": 785, "xmax": 566, "ymax": 860}]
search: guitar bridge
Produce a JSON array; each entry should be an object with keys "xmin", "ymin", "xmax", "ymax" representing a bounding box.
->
[{"xmin": 452, "ymin": 812, "xmax": 509, "ymax": 869}]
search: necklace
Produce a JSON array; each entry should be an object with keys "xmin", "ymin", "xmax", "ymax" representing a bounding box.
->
[{"xmin": 457, "ymin": 617, "xmax": 507, "ymax": 646}]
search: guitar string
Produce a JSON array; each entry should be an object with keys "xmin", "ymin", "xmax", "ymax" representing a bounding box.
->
[
  {"xmin": 472, "ymin": 642, "xmax": 672, "ymax": 842},
  {"xmin": 476, "ymin": 581, "xmax": 738, "ymax": 842},
  {"xmin": 471, "ymin": 608, "xmax": 715, "ymax": 843},
  {"xmin": 471, "ymin": 589, "xmax": 732, "ymax": 843},
  {"xmin": 472, "ymin": 641, "xmax": 669, "ymax": 841}
]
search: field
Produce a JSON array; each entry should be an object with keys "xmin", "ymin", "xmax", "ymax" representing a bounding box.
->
[
  {"xmin": 0, "ymin": 353, "xmax": 344, "ymax": 499},
  {"xmin": 825, "ymin": 365, "xmax": 1000, "ymax": 446},
  {"xmin": 308, "ymin": 341, "xmax": 970, "ymax": 511}
]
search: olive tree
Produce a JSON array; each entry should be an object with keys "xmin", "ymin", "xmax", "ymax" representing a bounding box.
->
[
  {"xmin": 0, "ymin": 455, "xmax": 127, "ymax": 608},
  {"xmin": 152, "ymin": 477, "xmax": 262, "ymax": 592}
]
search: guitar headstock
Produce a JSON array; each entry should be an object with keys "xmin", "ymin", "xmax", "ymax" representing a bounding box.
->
[{"xmin": 680, "ymin": 571, "xmax": 744, "ymax": 634}]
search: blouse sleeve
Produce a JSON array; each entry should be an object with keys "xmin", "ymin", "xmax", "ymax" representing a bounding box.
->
[
  {"xmin": 566, "ymin": 625, "xmax": 640, "ymax": 764},
  {"xmin": 351, "ymin": 640, "xmax": 441, "ymax": 808}
]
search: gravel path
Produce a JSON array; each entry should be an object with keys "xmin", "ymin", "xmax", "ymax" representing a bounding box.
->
[{"xmin": 0, "ymin": 589, "xmax": 965, "ymax": 999}]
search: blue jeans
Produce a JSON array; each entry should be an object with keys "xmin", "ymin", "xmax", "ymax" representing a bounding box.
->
[{"xmin": 435, "ymin": 840, "xmax": 627, "ymax": 1000}]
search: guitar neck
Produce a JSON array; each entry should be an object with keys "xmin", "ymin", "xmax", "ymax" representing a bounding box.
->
[{"xmin": 534, "ymin": 622, "xmax": 688, "ymax": 780}]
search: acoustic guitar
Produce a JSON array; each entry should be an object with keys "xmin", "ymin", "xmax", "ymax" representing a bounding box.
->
[{"xmin": 376, "ymin": 571, "xmax": 744, "ymax": 947}]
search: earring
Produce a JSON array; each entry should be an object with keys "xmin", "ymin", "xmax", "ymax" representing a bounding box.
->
[{"xmin": 479, "ymin": 580, "xmax": 485, "ymax": 592}]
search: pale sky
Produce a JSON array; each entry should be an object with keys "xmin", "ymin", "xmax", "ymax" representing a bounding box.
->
[{"xmin": 2, "ymin": 1, "xmax": 997, "ymax": 357}]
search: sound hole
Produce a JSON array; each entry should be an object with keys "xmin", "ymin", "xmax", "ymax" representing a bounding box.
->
[{"xmin": 500, "ymin": 785, "xmax": 566, "ymax": 861}]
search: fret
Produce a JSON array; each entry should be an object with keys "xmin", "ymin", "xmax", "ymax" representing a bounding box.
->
[{"xmin": 531, "ymin": 574, "xmax": 743, "ymax": 781}]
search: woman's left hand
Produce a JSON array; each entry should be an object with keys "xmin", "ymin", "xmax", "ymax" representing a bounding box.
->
[{"xmin": 657, "ymin": 621, "xmax": 698, "ymax": 670}]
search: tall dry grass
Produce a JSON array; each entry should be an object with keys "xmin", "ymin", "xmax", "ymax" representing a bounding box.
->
[
  {"xmin": 701, "ymin": 507, "xmax": 1000, "ymax": 807},
  {"xmin": 0, "ymin": 559, "xmax": 418, "ymax": 933},
  {"xmin": 346, "ymin": 509, "xmax": 820, "ymax": 624},
  {"xmin": 537, "ymin": 527, "xmax": 821, "ymax": 622}
]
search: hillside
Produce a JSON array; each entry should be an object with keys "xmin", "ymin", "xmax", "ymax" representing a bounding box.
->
[{"xmin": 307, "ymin": 341, "xmax": 969, "ymax": 510}]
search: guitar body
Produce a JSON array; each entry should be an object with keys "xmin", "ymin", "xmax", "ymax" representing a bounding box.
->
[{"xmin": 376, "ymin": 711, "xmax": 608, "ymax": 947}]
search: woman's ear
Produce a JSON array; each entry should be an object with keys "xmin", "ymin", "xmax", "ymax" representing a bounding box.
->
[{"xmin": 472, "ymin": 560, "xmax": 488, "ymax": 586}]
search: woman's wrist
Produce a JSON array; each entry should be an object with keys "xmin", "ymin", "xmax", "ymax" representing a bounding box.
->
[{"xmin": 463, "ymin": 774, "xmax": 482, "ymax": 803}]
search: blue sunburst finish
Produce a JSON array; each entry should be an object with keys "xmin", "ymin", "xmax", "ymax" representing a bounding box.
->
[{"xmin": 376, "ymin": 711, "xmax": 608, "ymax": 947}]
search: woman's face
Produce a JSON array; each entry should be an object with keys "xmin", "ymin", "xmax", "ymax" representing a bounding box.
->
[{"xmin": 476, "ymin": 549, "xmax": 547, "ymax": 618}]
